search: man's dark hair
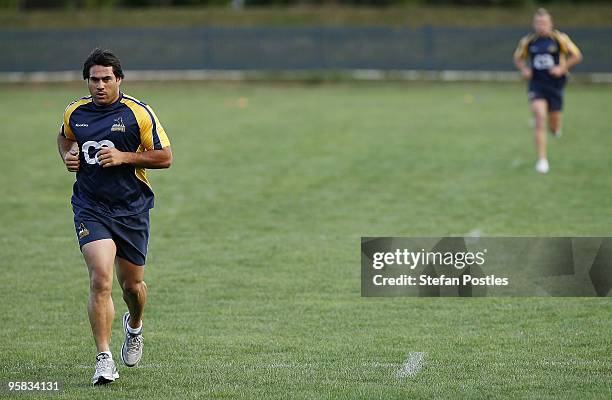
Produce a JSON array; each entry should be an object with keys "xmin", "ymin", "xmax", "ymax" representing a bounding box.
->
[{"xmin": 82, "ymin": 48, "xmax": 124, "ymax": 80}]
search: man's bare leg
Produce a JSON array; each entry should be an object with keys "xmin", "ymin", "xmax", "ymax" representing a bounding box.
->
[
  {"xmin": 531, "ymin": 99, "xmax": 548, "ymax": 160},
  {"xmin": 531, "ymin": 99, "xmax": 550, "ymax": 173},
  {"xmin": 82, "ymin": 239, "xmax": 117, "ymax": 353},
  {"xmin": 116, "ymin": 257, "xmax": 147, "ymax": 329},
  {"xmin": 549, "ymin": 111, "xmax": 563, "ymax": 137},
  {"xmin": 116, "ymin": 256, "xmax": 147, "ymax": 367}
]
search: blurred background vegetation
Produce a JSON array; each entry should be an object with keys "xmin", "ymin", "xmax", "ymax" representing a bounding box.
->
[
  {"xmin": 2, "ymin": 0, "xmax": 612, "ymax": 9},
  {"xmin": 1, "ymin": 0, "xmax": 611, "ymax": 28}
]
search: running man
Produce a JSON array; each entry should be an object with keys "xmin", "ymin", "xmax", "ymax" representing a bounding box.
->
[
  {"xmin": 514, "ymin": 8, "xmax": 582, "ymax": 173},
  {"xmin": 57, "ymin": 48, "xmax": 172, "ymax": 385}
]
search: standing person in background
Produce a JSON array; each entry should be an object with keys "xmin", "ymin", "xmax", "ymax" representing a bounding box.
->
[{"xmin": 514, "ymin": 8, "xmax": 582, "ymax": 174}]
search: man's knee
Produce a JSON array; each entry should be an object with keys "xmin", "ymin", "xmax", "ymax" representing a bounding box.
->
[
  {"xmin": 90, "ymin": 273, "xmax": 113, "ymax": 295},
  {"xmin": 122, "ymin": 279, "xmax": 146, "ymax": 296},
  {"xmin": 534, "ymin": 115, "xmax": 546, "ymax": 130},
  {"xmin": 532, "ymin": 106, "xmax": 546, "ymax": 126},
  {"xmin": 532, "ymin": 104, "xmax": 545, "ymax": 117}
]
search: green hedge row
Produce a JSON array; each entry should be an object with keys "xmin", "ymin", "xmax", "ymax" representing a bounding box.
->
[{"xmin": 3, "ymin": 0, "xmax": 611, "ymax": 9}]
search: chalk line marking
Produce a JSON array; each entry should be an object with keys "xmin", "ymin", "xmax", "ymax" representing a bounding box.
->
[{"xmin": 396, "ymin": 352, "xmax": 425, "ymax": 379}]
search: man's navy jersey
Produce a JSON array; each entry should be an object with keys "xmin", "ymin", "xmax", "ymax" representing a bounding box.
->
[
  {"xmin": 514, "ymin": 30, "xmax": 581, "ymax": 90},
  {"xmin": 61, "ymin": 92, "xmax": 170, "ymax": 217}
]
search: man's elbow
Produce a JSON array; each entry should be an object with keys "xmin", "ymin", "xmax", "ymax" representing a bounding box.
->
[
  {"xmin": 160, "ymin": 148, "xmax": 173, "ymax": 169},
  {"xmin": 161, "ymin": 157, "xmax": 172, "ymax": 169}
]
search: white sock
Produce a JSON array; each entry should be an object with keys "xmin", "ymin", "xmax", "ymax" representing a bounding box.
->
[
  {"xmin": 98, "ymin": 351, "xmax": 112, "ymax": 359},
  {"xmin": 126, "ymin": 321, "xmax": 142, "ymax": 335}
]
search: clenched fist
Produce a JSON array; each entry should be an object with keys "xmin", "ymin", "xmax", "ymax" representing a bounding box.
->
[
  {"xmin": 64, "ymin": 143, "xmax": 80, "ymax": 172},
  {"xmin": 520, "ymin": 67, "xmax": 532, "ymax": 80},
  {"xmin": 97, "ymin": 147, "xmax": 131, "ymax": 168},
  {"xmin": 549, "ymin": 65, "xmax": 566, "ymax": 78}
]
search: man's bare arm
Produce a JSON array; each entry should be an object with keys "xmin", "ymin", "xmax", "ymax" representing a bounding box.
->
[
  {"xmin": 514, "ymin": 56, "xmax": 532, "ymax": 80},
  {"xmin": 550, "ymin": 52, "xmax": 583, "ymax": 77},
  {"xmin": 97, "ymin": 147, "xmax": 172, "ymax": 169},
  {"xmin": 564, "ymin": 51, "xmax": 583, "ymax": 71},
  {"xmin": 57, "ymin": 132, "xmax": 80, "ymax": 172}
]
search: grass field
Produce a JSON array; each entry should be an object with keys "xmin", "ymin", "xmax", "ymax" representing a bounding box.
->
[{"xmin": 0, "ymin": 81, "xmax": 610, "ymax": 399}]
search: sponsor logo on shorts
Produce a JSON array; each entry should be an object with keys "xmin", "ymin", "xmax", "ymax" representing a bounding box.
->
[
  {"xmin": 111, "ymin": 117, "xmax": 126, "ymax": 133},
  {"xmin": 78, "ymin": 223, "xmax": 90, "ymax": 239}
]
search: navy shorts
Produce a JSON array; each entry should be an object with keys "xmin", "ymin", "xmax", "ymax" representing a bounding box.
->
[
  {"xmin": 73, "ymin": 206, "xmax": 150, "ymax": 266},
  {"xmin": 528, "ymin": 83, "xmax": 564, "ymax": 112}
]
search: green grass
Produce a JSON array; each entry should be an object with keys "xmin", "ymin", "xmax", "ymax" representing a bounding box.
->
[
  {"xmin": 0, "ymin": 81, "xmax": 610, "ymax": 399},
  {"xmin": 2, "ymin": 5, "xmax": 612, "ymax": 29}
]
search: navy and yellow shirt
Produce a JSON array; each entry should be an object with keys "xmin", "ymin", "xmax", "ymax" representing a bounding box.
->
[
  {"xmin": 514, "ymin": 30, "xmax": 581, "ymax": 89},
  {"xmin": 61, "ymin": 92, "xmax": 170, "ymax": 217}
]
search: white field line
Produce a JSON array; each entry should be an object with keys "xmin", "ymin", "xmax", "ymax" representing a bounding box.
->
[
  {"xmin": 7, "ymin": 357, "xmax": 601, "ymax": 377},
  {"xmin": 52, "ymin": 358, "xmax": 596, "ymax": 371},
  {"xmin": 395, "ymin": 352, "xmax": 425, "ymax": 379},
  {"xmin": 467, "ymin": 228, "xmax": 484, "ymax": 238},
  {"xmin": 16, "ymin": 359, "xmax": 419, "ymax": 372}
]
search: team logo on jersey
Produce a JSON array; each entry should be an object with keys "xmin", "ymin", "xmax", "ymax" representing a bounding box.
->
[
  {"xmin": 548, "ymin": 44, "xmax": 558, "ymax": 53},
  {"xmin": 78, "ymin": 223, "xmax": 90, "ymax": 239},
  {"xmin": 111, "ymin": 117, "xmax": 125, "ymax": 132}
]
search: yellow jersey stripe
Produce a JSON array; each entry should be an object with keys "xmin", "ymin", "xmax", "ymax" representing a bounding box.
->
[
  {"xmin": 514, "ymin": 33, "xmax": 535, "ymax": 60},
  {"xmin": 556, "ymin": 31, "xmax": 581, "ymax": 57},
  {"xmin": 121, "ymin": 96, "xmax": 170, "ymax": 150},
  {"xmin": 63, "ymin": 97, "xmax": 92, "ymax": 140},
  {"xmin": 146, "ymin": 104, "xmax": 170, "ymax": 148},
  {"xmin": 134, "ymin": 145, "xmax": 152, "ymax": 188}
]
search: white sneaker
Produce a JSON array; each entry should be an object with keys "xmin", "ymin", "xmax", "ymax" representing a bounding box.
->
[
  {"xmin": 551, "ymin": 129, "xmax": 562, "ymax": 138},
  {"xmin": 535, "ymin": 159, "xmax": 549, "ymax": 174},
  {"xmin": 121, "ymin": 312, "xmax": 143, "ymax": 367},
  {"xmin": 92, "ymin": 353, "xmax": 119, "ymax": 385}
]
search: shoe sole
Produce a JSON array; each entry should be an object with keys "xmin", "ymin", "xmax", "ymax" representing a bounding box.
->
[{"xmin": 93, "ymin": 372, "xmax": 119, "ymax": 385}]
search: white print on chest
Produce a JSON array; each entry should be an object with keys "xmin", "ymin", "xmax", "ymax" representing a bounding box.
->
[{"xmin": 82, "ymin": 140, "xmax": 115, "ymax": 165}]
